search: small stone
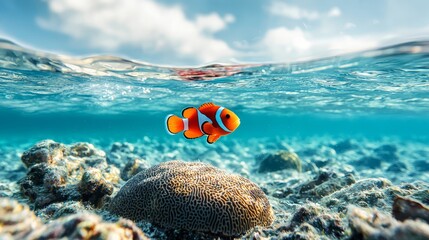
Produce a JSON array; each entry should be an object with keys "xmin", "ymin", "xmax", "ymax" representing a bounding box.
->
[
  {"xmin": 392, "ymin": 196, "xmax": 429, "ymax": 224},
  {"xmin": 0, "ymin": 198, "xmax": 43, "ymax": 239},
  {"xmin": 299, "ymin": 170, "xmax": 337, "ymax": 193},
  {"xmin": 110, "ymin": 142, "xmax": 135, "ymax": 153},
  {"xmin": 298, "ymin": 148, "xmax": 318, "ymax": 156},
  {"xmin": 272, "ymin": 188, "xmax": 293, "ymax": 198},
  {"xmin": 291, "ymin": 170, "xmax": 356, "ymax": 200},
  {"xmin": 375, "ymin": 144, "xmax": 397, "ymax": 154},
  {"xmin": 312, "ymin": 158, "xmax": 332, "ymax": 168},
  {"xmin": 356, "ymin": 156, "xmax": 383, "ymax": 168},
  {"xmin": 387, "ymin": 162, "xmax": 408, "ymax": 172},
  {"xmin": 322, "ymin": 178, "xmax": 392, "ymax": 212},
  {"xmin": 374, "ymin": 144, "xmax": 399, "ymax": 161},
  {"xmin": 0, "ymin": 181, "xmax": 16, "ymax": 198},
  {"xmin": 37, "ymin": 201, "xmax": 87, "ymax": 220},
  {"xmin": 414, "ymin": 160, "xmax": 429, "ymax": 172},
  {"xmin": 107, "ymin": 142, "xmax": 139, "ymax": 168},
  {"xmin": 331, "ymin": 139, "xmax": 357, "ymax": 154},
  {"xmin": 78, "ymin": 168, "xmax": 114, "ymax": 207},
  {"xmin": 66, "ymin": 215, "xmax": 149, "ymax": 239},
  {"xmin": 121, "ymin": 158, "xmax": 150, "ymax": 181},
  {"xmin": 258, "ymin": 151, "xmax": 302, "ymax": 173},
  {"xmin": 411, "ymin": 189, "xmax": 429, "ymax": 205},
  {"xmin": 348, "ymin": 206, "xmax": 429, "ymax": 240},
  {"xmin": 290, "ymin": 223, "xmax": 319, "ymax": 240},
  {"xmin": 21, "ymin": 140, "xmax": 66, "ymax": 168},
  {"xmin": 289, "ymin": 205, "xmax": 320, "ymax": 228},
  {"xmin": 102, "ymin": 165, "xmax": 121, "ymax": 184},
  {"xmin": 69, "ymin": 142, "xmax": 105, "ymax": 158},
  {"xmin": 308, "ymin": 214, "xmax": 344, "ymax": 238}
]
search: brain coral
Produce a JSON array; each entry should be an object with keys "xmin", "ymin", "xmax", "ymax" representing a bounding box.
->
[{"xmin": 109, "ymin": 160, "xmax": 274, "ymax": 236}]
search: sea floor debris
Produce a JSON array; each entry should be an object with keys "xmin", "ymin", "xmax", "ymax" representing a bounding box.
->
[{"xmin": 0, "ymin": 137, "xmax": 427, "ymax": 239}]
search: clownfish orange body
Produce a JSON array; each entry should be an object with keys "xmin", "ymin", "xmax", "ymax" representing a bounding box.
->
[{"xmin": 166, "ymin": 102, "xmax": 240, "ymax": 144}]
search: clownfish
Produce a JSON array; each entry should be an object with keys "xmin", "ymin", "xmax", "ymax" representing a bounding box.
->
[{"xmin": 166, "ymin": 102, "xmax": 240, "ymax": 144}]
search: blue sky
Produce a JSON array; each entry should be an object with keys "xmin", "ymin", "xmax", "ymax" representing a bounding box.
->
[{"xmin": 1, "ymin": 0, "xmax": 429, "ymax": 66}]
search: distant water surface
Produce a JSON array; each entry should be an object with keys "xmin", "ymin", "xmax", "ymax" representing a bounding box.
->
[{"xmin": 0, "ymin": 39, "xmax": 428, "ymax": 143}]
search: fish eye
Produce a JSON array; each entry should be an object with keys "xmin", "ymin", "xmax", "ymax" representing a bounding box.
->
[{"xmin": 225, "ymin": 114, "xmax": 230, "ymax": 119}]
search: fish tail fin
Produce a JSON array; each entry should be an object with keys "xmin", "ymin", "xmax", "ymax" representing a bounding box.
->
[{"xmin": 166, "ymin": 114, "xmax": 185, "ymax": 134}]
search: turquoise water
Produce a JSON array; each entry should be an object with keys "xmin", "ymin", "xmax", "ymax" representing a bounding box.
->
[
  {"xmin": 0, "ymin": 39, "xmax": 428, "ymax": 145},
  {"xmin": 1, "ymin": 39, "xmax": 429, "ymax": 240}
]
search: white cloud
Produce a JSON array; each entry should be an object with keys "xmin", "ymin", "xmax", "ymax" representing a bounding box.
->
[
  {"xmin": 345, "ymin": 22, "xmax": 356, "ymax": 29},
  {"xmin": 196, "ymin": 13, "xmax": 234, "ymax": 33},
  {"xmin": 327, "ymin": 35, "xmax": 379, "ymax": 54},
  {"xmin": 38, "ymin": 0, "xmax": 235, "ymax": 63},
  {"xmin": 224, "ymin": 14, "xmax": 235, "ymax": 24},
  {"xmin": 258, "ymin": 27, "xmax": 380, "ymax": 62},
  {"xmin": 260, "ymin": 27, "xmax": 311, "ymax": 60},
  {"xmin": 36, "ymin": 0, "xmax": 385, "ymax": 64},
  {"xmin": 328, "ymin": 7, "xmax": 341, "ymax": 17},
  {"xmin": 269, "ymin": 2, "xmax": 343, "ymax": 20},
  {"xmin": 269, "ymin": 2, "xmax": 319, "ymax": 20}
]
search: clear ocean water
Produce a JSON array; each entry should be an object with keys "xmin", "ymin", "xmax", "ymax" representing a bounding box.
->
[
  {"xmin": 0, "ymin": 39, "xmax": 428, "ymax": 146},
  {"xmin": 1, "ymin": 37, "xmax": 429, "ymax": 240}
]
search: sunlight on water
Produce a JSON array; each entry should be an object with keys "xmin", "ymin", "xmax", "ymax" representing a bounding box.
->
[{"xmin": 1, "ymin": 39, "xmax": 429, "ymax": 115}]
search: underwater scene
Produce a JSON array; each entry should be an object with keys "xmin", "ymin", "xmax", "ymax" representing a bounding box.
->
[{"xmin": 0, "ymin": 37, "xmax": 429, "ymax": 240}]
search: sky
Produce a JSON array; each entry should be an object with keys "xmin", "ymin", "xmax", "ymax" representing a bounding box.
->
[{"xmin": 1, "ymin": 0, "xmax": 429, "ymax": 66}]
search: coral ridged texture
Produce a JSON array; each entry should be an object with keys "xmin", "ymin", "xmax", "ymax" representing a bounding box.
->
[{"xmin": 110, "ymin": 160, "xmax": 274, "ymax": 236}]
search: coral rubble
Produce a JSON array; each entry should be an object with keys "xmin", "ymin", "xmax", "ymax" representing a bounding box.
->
[
  {"xmin": 348, "ymin": 206, "xmax": 429, "ymax": 240},
  {"xmin": 0, "ymin": 197, "xmax": 149, "ymax": 240},
  {"xmin": 19, "ymin": 140, "xmax": 120, "ymax": 212}
]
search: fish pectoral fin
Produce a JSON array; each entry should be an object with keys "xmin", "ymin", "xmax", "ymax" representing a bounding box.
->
[
  {"xmin": 182, "ymin": 107, "xmax": 197, "ymax": 118},
  {"xmin": 184, "ymin": 130, "xmax": 203, "ymax": 139},
  {"xmin": 207, "ymin": 134, "xmax": 221, "ymax": 144},
  {"xmin": 202, "ymin": 121, "xmax": 215, "ymax": 135}
]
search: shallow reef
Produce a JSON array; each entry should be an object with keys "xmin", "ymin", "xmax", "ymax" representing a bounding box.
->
[{"xmin": 0, "ymin": 137, "xmax": 428, "ymax": 239}]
